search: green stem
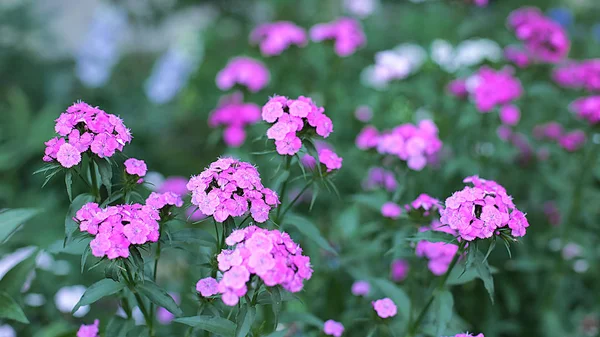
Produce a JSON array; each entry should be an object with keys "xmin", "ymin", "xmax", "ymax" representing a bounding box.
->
[
  {"xmin": 125, "ymin": 265, "xmax": 155, "ymax": 336},
  {"xmin": 89, "ymin": 159, "xmax": 100, "ymax": 202},
  {"xmin": 408, "ymin": 240, "xmax": 466, "ymax": 336},
  {"xmin": 278, "ymin": 178, "xmax": 313, "ymax": 221},
  {"xmin": 274, "ymin": 156, "xmax": 293, "ymax": 223}
]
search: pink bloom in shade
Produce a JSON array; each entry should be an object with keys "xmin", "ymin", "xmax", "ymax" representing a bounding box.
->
[
  {"xmin": 533, "ymin": 121, "xmax": 563, "ymax": 140},
  {"xmin": 390, "ymin": 259, "xmax": 409, "ymax": 282},
  {"xmin": 351, "ymin": 280, "xmax": 370, "ymax": 296},
  {"xmin": 580, "ymin": 59, "xmax": 600, "ymax": 92},
  {"xmin": 223, "ymin": 125, "xmax": 246, "ymax": 147},
  {"xmin": 216, "ymin": 57, "xmax": 269, "ymax": 92},
  {"xmin": 509, "ymin": 9, "xmax": 570, "ymax": 63},
  {"xmin": 209, "ymin": 92, "xmax": 261, "ymax": 147},
  {"xmin": 318, "ymin": 149, "xmax": 343, "ymax": 172},
  {"xmin": 416, "ymin": 221, "xmax": 459, "ymax": 275},
  {"xmin": 497, "ymin": 125, "xmax": 512, "ymax": 142},
  {"xmin": 447, "ymin": 79, "xmax": 468, "ymax": 98},
  {"xmin": 77, "ymin": 319, "xmax": 100, "ymax": 337},
  {"xmin": 157, "ymin": 293, "xmax": 180, "ymax": 324},
  {"xmin": 407, "ymin": 194, "xmax": 440, "ymax": 216},
  {"xmin": 124, "ymin": 158, "xmax": 147, "ymax": 177},
  {"xmin": 372, "ymin": 298, "xmax": 397, "ymax": 318},
  {"xmin": 356, "ymin": 125, "xmax": 379, "ymax": 150},
  {"xmin": 570, "ymin": 96, "xmax": 600, "ymax": 125},
  {"xmin": 354, "ymin": 105, "xmax": 373, "ymax": 122},
  {"xmin": 56, "ymin": 142, "xmax": 82, "ymax": 168},
  {"xmin": 145, "ymin": 192, "xmax": 183, "ymax": 210},
  {"xmin": 562, "ymin": 242, "xmax": 582, "ymax": 260},
  {"xmin": 310, "ymin": 17, "xmax": 366, "ymax": 57},
  {"xmin": 323, "ymin": 320, "xmax": 345, "ymax": 337},
  {"xmin": 196, "ymin": 277, "xmax": 219, "ymax": 297},
  {"xmin": 507, "ymin": 6, "xmax": 543, "ymax": 29},
  {"xmin": 250, "ymin": 21, "xmax": 307, "ymax": 56},
  {"xmin": 158, "ymin": 176, "xmax": 189, "ymax": 196},
  {"xmin": 43, "ymin": 137, "xmax": 66, "ymax": 162},
  {"xmin": 471, "ymin": 66, "xmax": 522, "ymax": 113},
  {"xmin": 499, "ymin": 105, "xmax": 521, "ymax": 126},
  {"xmin": 315, "ymin": 114, "xmax": 334, "ymax": 138},
  {"xmin": 381, "ymin": 202, "xmax": 402, "ymax": 219},
  {"xmin": 453, "ymin": 333, "xmax": 485, "ymax": 337},
  {"xmin": 473, "ymin": 0, "xmax": 488, "ymax": 7},
  {"xmin": 363, "ymin": 167, "xmax": 397, "ymax": 192},
  {"xmin": 558, "ymin": 130, "xmax": 586, "ymax": 152},
  {"xmin": 504, "ymin": 46, "xmax": 530, "ymax": 68},
  {"xmin": 275, "ymin": 133, "xmax": 302, "ymax": 156}
]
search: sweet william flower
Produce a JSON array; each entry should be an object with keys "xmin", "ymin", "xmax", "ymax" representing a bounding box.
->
[
  {"xmin": 372, "ymin": 298, "xmax": 397, "ymax": 318},
  {"xmin": 310, "ymin": 17, "xmax": 366, "ymax": 57},
  {"xmin": 351, "ymin": 280, "xmax": 370, "ymax": 296},
  {"xmin": 323, "ymin": 320, "xmax": 345, "ymax": 337},
  {"xmin": 216, "ymin": 57, "xmax": 269, "ymax": 92},
  {"xmin": 416, "ymin": 221, "xmax": 459, "ymax": 275},
  {"xmin": 124, "ymin": 158, "xmax": 147, "ymax": 177},
  {"xmin": 390, "ymin": 259, "xmax": 409, "ymax": 281},
  {"xmin": 499, "ymin": 105, "xmax": 521, "ymax": 126},
  {"xmin": 77, "ymin": 319, "xmax": 100, "ymax": 337},
  {"xmin": 56, "ymin": 143, "xmax": 82, "ymax": 168},
  {"xmin": 196, "ymin": 277, "xmax": 219, "ymax": 297},
  {"xmin": 250, "ymin": 21, "xmax": 307, "ymax": 56},
  {"xmin": 318, "ymin": 149, "xmax": 343, "ymax": 172}
]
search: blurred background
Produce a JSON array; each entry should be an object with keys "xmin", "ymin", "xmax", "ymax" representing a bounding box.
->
[{"xmin": 2, "ymin": 0, "xmax": 600, "ymax": 336}]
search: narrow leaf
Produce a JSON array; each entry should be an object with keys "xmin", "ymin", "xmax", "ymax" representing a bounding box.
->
[
  {"xmin": 0, "ymin": 291, "xmax": 29, "ymax": 323},
  {"xmin": 105, "ymin": 316, "xmax": 134, "ymax": 337},
  {"xmin": 0, "ymin": 208, "xmax": 39, "ymax": 243},
  {"xmin": 72, "ymin": 279, "xmax": 126, "ymax": 314},
  {"xmin": 235, "ymin": 304, "xmax": 256, "ymax": 337},
  {"xmin": 65, "ymin": 171, "xmax": 73, "ymax": 202},
  {"xmin": 65, "ymin": 194, "xmax": 95, "ymax": 240},
  {"xmin": 474, "ymin": 250, "xmax": 495, "ymax": 303},
  {"xmin": 433, "ymin": 290, "xmax": 453, "ymax": 335},
  {"xmin": 96, "ymin": 158, "xmax": 113, "ymax": 196},
  {"xmin": 126, "ymin": 326, "xmax": 149, "ymax": 337},
  {"xmin": 283, "ymin": 214, "xmax": 337, "ymax": 255},
  {"xmin": 0, "ymin": 249, "xmax": 38, "ymax": 295},
  {"xmin": 174, "ymin": 316, "xmax": 237, "ymax": 336},
  {"xmin": 137, "ymin": 280, "xmax": 183, "ymax": 317}
]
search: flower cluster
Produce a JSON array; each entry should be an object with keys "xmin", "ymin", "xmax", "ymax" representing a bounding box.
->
[
  {"xmin": 504, "ymin": 46, "xmax": 530, "ymax": 68},
  {"xmin": 553, "ymin": 59, "xmax": 600, "ymax": 92},
  {"xmin": 77, "ymin": 319, "xmax": 100, "ymax": 337},
  {"xmin": 416, "ymin": 221, "xmax": 459, "ymax": 275},
  {"xmin": 216, "ymin": 57, "xmax": 270, "ymax": 92},
  {"xmin": 44, "ymin": 101, "xmax": 132, "ymax": 168},
  {"xmin": 441, "ymin": 176, "xmax": 529, "ymax": 241},
  {"xmin": 187, "ymin": 158, "xmax": 279, "ymax": 223},
  {"xmin": 405, "ymin": 193, "xmax": 441, "ymax": 216},
  {"xmin": 356, "ymin": 120, "xmax": 442, "ymax": 171},
  {"xmin": 209, "ymin": 92, "xmax": 261, "ymax": 147},
  {"xmin": 310, "ymin": 17, "xmax": 366, "ymax": 57},
  {"xmin": 124, "ymin": 158, "xmax": 147, "ymax": 177},
  {"xmin": 262, "ymin": 95, "xmax": 334, "ymax": 156},
  {"xmin": 381, "ymin": 202, "xmax": 402, "ymax": 219},
  {"xmin": 533, "ymin": 122, "xmax": 586, "ymax": 152},
  {"xmin": 301, "ymin": 141, "xmax": 343, "ymax": 173},
  {"xmin": 465, "ymin": 66, "xmax": 523, "ymax": 113},
  {"xmin": 507, "ymin": 7, "xmax": 570, "ymax": 63},
  {"xmin": 250, "ymin": 21, "xmax": 307, "ymax": 56},
  {"xmin": 362, "ymin": 167, "xmax": 397, "ymax": 192},
  {"xmin": 75, "ymin": 202, "xmax": 161, "ymax": 259},
  {"xmin": 431, "ymin": 38, "xmax": 502, "ymax": 73},
  {"xmin": 372, "ymin": 298, "xmax": 397, "ymax": 318},
  {"xmin": 570, "ymin": 96, "xmax": 600, "ymax": 125},
  {"xmin": 202, "ymin": 226, "xmax": 312, "ymax": 306},
  {"xmin": 145, "ymin": 192, "xmax": 183, "ymax": 211},
  {"xmin": 323, "ymin": 320, "xmax": 345, "ymax": 337}
]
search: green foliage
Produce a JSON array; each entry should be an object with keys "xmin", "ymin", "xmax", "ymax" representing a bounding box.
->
[
  {"xmin": 174, "ymin": 316, "xmax": 237, "ymax": 336},
  {"xmin": 0, "ymin": 291, "xmax": 29, "ymax": 323},
  {"xmin": 72, "ymin": 279, "xmax": 126, "ymax": 314},
  {"xmin": 0, "ymin": 208, "xmax": 39, "ymax": 243}
]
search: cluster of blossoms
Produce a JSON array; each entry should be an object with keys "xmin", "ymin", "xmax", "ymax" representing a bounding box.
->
[
  {"xmin": 209, "ymin": 92, "xmax": 261, "ymax": 147},
  {"xmin": 250, "ymin": 21, "xmax": 307, "ymax": 56},
  {"xmin": 77, "ymin": 319, "xmax": 100, "ymax": 337},
  {"xmin": 372, "ymin": 298, "xmax": 397, "ymax": 318},
  {"xmin": 504, "ymin": 45, "xmax": 530, "ymax": 68},
  {"xmin": 405, "ymin": 193, "xmax": 441, "ymax": 216},
  {"xmin": 451, "ymin": 334, "xmax": 484, "ymax": 337},
  {"xmin": 301, "ymin": 141, "xmax": 343, "ymax": 172},
  {"xmin": 216, "ymin": 57, "xmax": 270, "ymax": 93},
  {"xmin": 362, "ymin": 167, "xmax": 397, "ymax": 192},
  {"xmin": 362, "ymin": 44, "xmax": 427, "ymax": 89},
  {"xmin": 416, "ymin": 220, "xmax": 459, "ymax": 275},
  {"xmin": 124, "ymin": 158, "xmax": 147, "ymax": 181},
  {"xmin": 570, "ymin": 96, "xmax": 600, "ymax": 125},
  {"xmin": 533, "ymin": 122, "xmax": 586, "ymax": 152},
  {"xmin": 440, "ymin": 176, "xmax": 529, "ymax": 241},
  {"xmin": 187, "ymin": 158, "xmax": 279, "ymax": 223},
  {"xmin": 198, "ymin": 226, "xmax": 312, "ymax": 306},
  {"xmin": 310, "ymin": 17, "xmax": 366, "ymax": 57},
  {"xmin": 44, "ymin": 101, "xmax": 132, "ymax": 168},
  {"xmin": 145, "ymin": 192, "xmax": 184, "ymax": 210},
  {"xmin": 460, "ymin": 66, "xmax": 523, "ymax": 113},
  {"xmin": 431, "ymin": 38, "xmax": 502, "ymax": 73},
  {"xmin": 507, "ymin": 7, "xmax": 570, "ymax": 63},
  {"xmin": 262, "ymin": 95, "xmax": 334, "ymax": 156},
  {"xmin": 75, "ymin": 198, "xmax": 168, "ymax": 259},
  {"xmin": 356, "ymin": 120, "xmax": 442, "ymax": 171},
  {"xmin": 553, "ymin": 59, "xmax": 600, "ymax": 91},
  {"xmin": 323, "ymin": 320, "xmax": 345, "ymax": 337}
]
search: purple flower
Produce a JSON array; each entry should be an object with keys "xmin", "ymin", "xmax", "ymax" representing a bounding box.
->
[
  {"xmin": 124, "ymin": 158, "xmax": 147, "ymax": 177},
  {"xmin": 372, "ymin": 298, "xmax": 397, "ymax": 318},
  {"xmin": 324, "ymin": 320, "xmax": 345, "ymax": 337}
]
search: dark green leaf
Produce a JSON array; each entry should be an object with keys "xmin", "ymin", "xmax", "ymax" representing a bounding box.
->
[
  {"xmin": 256, "ymin": 289, "xmax": 298, "ymax": 305},
  {"xmin": 137, "ymin": 279, "xmax": 183, "ymax": 317},
  {"xmin": 269, "ymin": 287, "xmax": 282, "ymax": 328},
  {"xmin": 235, "ymin": 304, "xmax": 256, "ymax": 337},
  {"xmin": 72, "ymin": 279, "xmax": 126, "ymax": 314},
  {"xmin": 81, "ymin": 244, "xmax": 91, "ymax": 274},
  {"xmin": 282, "ymin": 214, "xmax": 337, "ymax": 255},
  {"xmin": 0, "ymin": 291, "xmax": 29, "ymax": 323},
  {"xmin": 433, "ymin": 290, "xmax": 453, "ymax": 335},
  {"xmin": 105, "ymin": 316, "xmax": 134, "ymax": 337},
  {"xmin": 279, "ymin": 312, "xmax": 323, "ymax": 328},
  {"xmin": 263, "ymin": 330, "xmax": 288, "ymax": 337},
  {"xmin": 126, "ymin": 326, "xmax": 149, "ymax": 337},
  {"xmin": 167, "ymin": 228, "xmax": 217, "ymax": 247},
  {"xmin": 372, "ymin": 278, "xmax": 411, "ymax": 318},
  {"xmin": 0, "ymin": 208, "xmax": 39, "ymax": 243},
  {"xmin": 0, "ymin": 249, "xmax": 38, "ymax": 295},
  {"xmin": 474, "ymin": 250, "xmax": 495, "ymax": 303},
  {"xmin": 65, "ymin": 171, "xmax": 73, "ymax": 202},
  {"xmin": 31, "ymin": 322, "xmax": 72, "ymax": 337},
  {"xmin": 65, "ymin": 194, "xmax": 95, "ymax": 240},
  {"xmin": 406, "ymin": 230, "xmax": 457, "ymax": 244},
  {"xmin": 96, "ymin": 158, "xmax": 113, "ymax": 196},
  {"xmin": 129, "ymin": 247, "xmax": 144, "ymax": 278},
  {"xmin": 174, "ymin": 316, "xmax": 237, "ymax": 336}
]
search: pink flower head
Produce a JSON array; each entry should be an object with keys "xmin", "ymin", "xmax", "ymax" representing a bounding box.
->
[
  {"xmin": 215, "ymin": 226, "xmax": 312, "ymax": 306},
  {"xmin": 471, "ymin": 66, "xmax": 522, "ymax": 113},
  {"xmin": 453, "ymin": 333, "xmax": 484, "ymax": 337},
  {"xmin": 124, "ymin": 158, "xmax": 147, "ymax": 177},
  {"xmin": 447, "ymin": 79, "xmax": 468, "ymax": 98},
  {"xmin": 44, "ymin": 101, "xmax": 132, "ymax": 165},
  {"xmin": 552, "ymin": 62, "xmax": 586, "ymax": 89},
  {"xmin": 499, "ymin": 105, "xmax": 521, "ymax": 126},
  {"xmin": 356, "ymin": 125, "xmax": 379, "ymax": 150},
  {"xmin": 250, "ymin": 21, "xmax": 307, "ymax": 56},
  {"xmin": 407, "ymin": 193, "xmax": 441, "ymax": 216},
  {"xmin": 145, "ymin": 192, "xmax": 183, "ymax": 210},
  {"xmin": 504, "ymin": 46, "xmax": 530, "ymax": 68},
  {"xmin": 157, "ymin": 293, "xmax": 180, "ymax": 324},
  {"xmin": 196, "ymin": 277, "xmax": 219, "ymax": 297},
  {"xmin": 158, "ymin": 176, "xmax": 189, "ymax": 196},
  {"xmin": 351, "ymin": 280, "xmax": 370, "ymax": 296},
  {"xmin": 579, "ymin": 59, "xmax": 600, "ymax": 92},
  {"xmin": 507, "ymin": 7, "xmax": 544, "ymax": 29},
  {"xmin": 209, "ymin": 92, "xmax": 261, "ymax": 147},
  {"xmin": 372, "ymin": 298, "xmax": 397, "ymax": 318},
  {"xmin": 390, "ymin": 259, "xmax": 409, "ymax": 282},
  {"xmin": 571, "ymin": 96, "xmax": 600, "ymax": 125},
  {"xmin": 558, "ymin": 130, "xmax": 586, "ymax": 152},
  {"xmin": 187, "ymin": 158, "xmax": 278, "ymax": 223},
  {"xmin": 310, "ymin": 17, "xmax": 366, "ymax": 57},
  {"xmin": 362, "ymin": 167, "xmax": 397, "ymax": 192},
  {"xmin": 319, "ymin": 148, "xmax": 343, "ymax": 172},
  {"xmin": 354, "ymin": 105, "xmax": 373, "ymax": 122},
  {"xmin": 416, "ymin": 220, "xmax": 459, "ymax": 275},
  {"xmin": 323, "ymin": 320, "xmax": 345, "ymax": 337},
  {"xmin": 381, "ymin": 202, "xmax": 402, "ymax": 219},
  {"xmin": 533, "ymin": 121, "xmax": 563, "ymax": 140},
  {"xmin": 77, "ymin": 319, "xmax": 100, "ymax": 337},
  {"xmin": 216, "ymin": 57, "xmax": 270, "ymax": 92},
  {"xmin": 262, "ymin": 95, "xmax": 333, "ymax": 156},
  {"xmin": 440, "ymin": 176, "xmax": 529, "ymax": 241}
]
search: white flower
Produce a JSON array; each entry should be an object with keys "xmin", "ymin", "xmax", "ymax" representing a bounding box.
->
[{"xmin": 54, "ymin": 285, "xmax": 89, "ymax": 317}]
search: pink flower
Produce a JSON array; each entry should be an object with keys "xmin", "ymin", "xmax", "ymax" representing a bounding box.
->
[
  {"xmin": 499, "ymin": 105, "xmax": 521, "ymax": 126},
  {"xmin": 454, "ymin": 334, "xmax": 484, "ymax": 337},
  {"xmin": 354, "ymin": 105, "xmax": 373, "ymax": 122},
  {"xmin": 318, "ymin": 149, "xmax": 343, "ymax": 172},
  {"xmin": 145, "ymin": 192, "xmax": 183, "ymax": 210},
  {"xmin": 390, "ymin": 259, "xmax": 409, "ymax": 282},
  {"xmin": 124, "ymin": 158, "xmax": 147, "ymax": 177},
  {"xmin": 471, "ymin": 66, "xmax": 522, "ymax": 113},
  {"xmin": 196, "ymin": 277, "xmax": 219, "ymax": 297},
  {"xmin": 363, "ymin": 167, "xmax": 397, "ymax": 192},
  {"xmin": 157, "ymin": 293, "xmax": 179, "ymax": 324},
  {"xmin": 250, "ymin": 21, "xmax": 307, "ymax": 56},
  {"xmin": 381, "ymin": 202, "xmax": 402, "ymax": 219},
  {"xmin": 356, "ymin": 125, "xmax": 379, "ymax": 150},
  {"xmin": 351, "ymin": 280, "xmax": 370, "ymax": 296},
  {"xmin": 56, "ymin": 143, "xmax": 82, "ymax": 168},
  {"xmin": 504, "ymin": 46, "xmax": 530, "ymax": 68},
  {"xmin": 447, "ymin": 79, "xmax": 468, "ymax": 98},
  {"xmin": 372, "ymin": 298, "xmax": 397, "ymax": 318},
  {"xmin": 209, "ymin": 92, "xmax": 261, "ymax": 147},
  {"xmin": 90, "ymin": 133, "xmax": 119, "ymax": 158},
  {"xmin": 416, "ymin": 221, "xmax": 459, "ymax": 275},
  {"xmin": 558, "ymin": 130, "xmax": 586, "ymax": 152},
  {"xmin": 216, "ymin": 57, "xmax": 270, "ymax": 92},
  {"xmin": 262, "ymin": 101, "xmax": 285, "ymax": 123},
  {"xmin": 77, "ymin": 320, "xmax": 100, "ymax": 337},
  {"xmin": 571, "ymin": 96, "xmax": 600, "ymax": 125},
  {"xmin": 323, "ymin": 320, "xmax": 345, "ymax": 337},
  {"xmin": 310, "ymin": 17, "xmax": 366, "ymax": 57},
  {"xmin": 275, "ymin": 134, "xmax": 302, "ymax": 156}
]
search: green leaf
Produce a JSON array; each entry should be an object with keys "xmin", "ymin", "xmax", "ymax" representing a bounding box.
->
[
  {"xmin": 282, "ymin": 214, "xmax": 337, "ymax": 255},
  {"xmin": 0, "ymin": 249, "xmax": 38, "ymax": 295},
  {"xmin": 81, "ymin": 244, "xmax": 91, "ymax": 274},
  {"xmin": 256, "ymin": 289, "xmax": 299, "ymax": 305},
  {"xmin": 72, "ymin": 279, "xmax": 126, "ymax": 314},
  {"xmin": 279, "ymin": 312, "xmax": 323, "ymax": 328},
  {"xmin": 31, "ymin": 322, "xmax": 72, "ymax": 337},
  {"xmin": 166, "ymin": 228, "xmax": 217, "ymax": 247},
  {"xmin": 65, "ymin": 171, "xmax": 73, "ymax": 202},
  {"xmin": 473, "ymin": 249, "xmax": 495, "ymax": 303},
  {"xmin": 105, "ymin": 316, "xmax": 134, "ymax": 337},
  {"xmin": 372, "ymin": 278, "xmax": 411, "ymax": 319},
  {"xmin": 129, "ymin": 247, "xmax": 144, "ymax": 278},
  {"xmin": 126, "ymin": 326, "xmax": 149, "ymax": 337},
  {"xmin": 263, "ymin": 330, "xmax": 288, "ymax": 337},
  {"xmin": 65, "ymin": 194, "xmax": 95, "ymax": 240},
  {"xmin": 137, "ymin": 280, "xmax": 183, "ymax": 316},
  {"xmin": 335, "ymin": 206, "xmax": 359, "ymax": 239},
  {"xmin": 352, "ymin": 191, "xmax": 388, "ymax": 211},
  {"xmin": 0, "ymin": 208, "xmax": 39, "ymax": 243},
  {"xmin": 406, "ymin": 230, "xmax": 457, "ymax": 244},
  {"xmin": 269, "ymin": 287, "xmax": 282, "ymax": 328},
  {"xmin": 433, "ymin": 290, "xmax": 453, "ymax": 335},
  {"xmin": 174, "ymin": 316, "xmax": 237, "ymax": 336},
  {"xmin": 235, "ymin": 304, "xmax": 256, "ymax": 337},
  {"xmin": 96, "ymin": 158, "xmax": 113, "ymax": 196},
  {"xmin": 0, "ymin": 291, "xmax": 29, "ymax": 323}
]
